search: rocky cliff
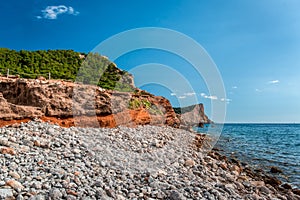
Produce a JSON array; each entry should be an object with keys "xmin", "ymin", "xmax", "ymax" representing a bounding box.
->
[
  {"xmin": 0, "ymin": 77, "xmax": 180, "ymax": 128},
  {"xmin": 174, "ymin": 104, "xmax": 211, "ymax": 129}
]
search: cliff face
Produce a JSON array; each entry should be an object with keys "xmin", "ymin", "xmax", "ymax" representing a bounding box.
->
[
  {"xmin": 0, "ymin": 77, "xmax": 180, "ymax": 128},
  {"xmin": 174, "ymin": 104, "xmax": 211, "ymax": 128}
]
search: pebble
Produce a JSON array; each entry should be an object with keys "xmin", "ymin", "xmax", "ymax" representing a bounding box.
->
[
  {"xmin": 9, "ymin": 171, "xmax": 21, "ymax": 179},
  {"xmin": 0, "ymin": 181, "xmax": 6, "ymax": 186},
  {"xmin": 0, "ymin": 188, "xmax": 14, "ymax": 199},
  {"xmin": 0, "ymin": 121, "xmax": 296, "ymax": 199},
  {"xmin": 0, "ymin": 147, "xmax": 16, "ymax": 155},
  {"xmin": 29, "ymin": 195, "xmax": 45, "ymax": 200},
  {"xmin": 6, "ymin": 180, "xmax": 24, "ymax": 191},
  {"xmin": 169, "ymin": 190, "xmax": 185, "ymax": 200},
  {"xmin": 184, "ymin": 159, "xmax": 195, "ymax": 167},
  {"xmin": 49, "ymin": 188, "xmax": 63, "ymax": 199},
  {"xmin": 31, "ymin": 181, "xmax": 42, "ymax": 189},
  {"xmin": 259, "ymin": 186, "xmax": 270, "ymax": 194}
]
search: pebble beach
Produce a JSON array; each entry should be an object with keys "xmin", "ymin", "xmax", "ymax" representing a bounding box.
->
[{"xmin": 0, "ymin": 121, "xmax": 299, "ymax": 200}]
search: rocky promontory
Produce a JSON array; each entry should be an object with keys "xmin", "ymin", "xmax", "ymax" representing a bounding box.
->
[{"xmin": 174, "ymin": 104, "xmax": 211, "ymax": 129}]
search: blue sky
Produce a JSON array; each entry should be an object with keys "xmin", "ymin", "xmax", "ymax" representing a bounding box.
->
[{"xmin": 1, "ymin": 0, "xmax": 300, "ymax": 123}]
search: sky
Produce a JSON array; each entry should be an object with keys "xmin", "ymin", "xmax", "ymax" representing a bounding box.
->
[{"xmin": 1, "ymin": 0, "xmax": 300, "ymax": 123}]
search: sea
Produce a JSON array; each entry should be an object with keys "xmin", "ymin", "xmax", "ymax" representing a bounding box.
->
[{"xmin": 196, "ymin": 124, "xmax": 300, "ymax": 189}]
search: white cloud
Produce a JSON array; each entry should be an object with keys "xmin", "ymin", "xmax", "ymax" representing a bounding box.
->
[
  {"xmin": 200, "ymin": 92, "xmax": 218, "ymax": 100},
  {"xmin": 37, "ymin": 5, "xmax": 79, "ymax": 20},
  {"xmin": 184, "ymin": 92, "xmax": 196, "ymax": 96},
  {"xmin": 178, "ymin": 96, "xmax": 186, "ymax": 99},
  {"xmin": 268, "ymin": 80, "xmax": 280, "ymax": 84},
  {"xmin": 255, "ymin": 88, "xmax": 262, "ymax": 92},
  {"xmin": 170, "ymin": 93, "xmax": 176, "ymax": 96},
  {"xmin": 204, "ymin": 95, "xmax": 218, "ymax": 100},
  {"xmin": 232, "ymin": 86, "xmax": 238, "ymax": 89},
  {"xmin": 221, "ymin": 98, "xmax": 232, "ymax": 103}
]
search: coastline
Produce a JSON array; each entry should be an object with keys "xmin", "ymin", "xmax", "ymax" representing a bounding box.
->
[{"xmin": 0, "ymin": 121, "xmax": 299, "ymax": 199}]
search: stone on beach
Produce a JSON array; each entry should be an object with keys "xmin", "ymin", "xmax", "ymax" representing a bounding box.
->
[
  {"xmin": 0, "ymin": 121, "xmax": 298, "ymax": 199},
  {"xmin": 0, "ymin": 147, "xmax": 16, "ymax": 155},
  {"xmin": 0, "ymin": 188, "xmax": 13, "ymax": 199},
  {"xmin": 270, "ymin": 166, "xmax": 283, "ymax": 173},
  {"xmin": 6, "ymin": 180, "xmax": 24, "ymax": 191},
  {"xmin": 184, "ymin": 159, "xmax": 195, "ymax": 167},
  {"xmin": 8, "ymin": 171, "xmax": 21, "ymax": 179}
]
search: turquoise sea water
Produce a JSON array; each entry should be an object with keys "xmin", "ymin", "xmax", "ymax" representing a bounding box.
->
[{"xmin": 197, "ymin": 124, "xmax": 300, "ymax": 189}]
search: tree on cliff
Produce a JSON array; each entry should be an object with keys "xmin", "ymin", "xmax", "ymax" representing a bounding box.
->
[{"xmin": 0, "ymin": 48, "xmax": 134, "ymax": 91}]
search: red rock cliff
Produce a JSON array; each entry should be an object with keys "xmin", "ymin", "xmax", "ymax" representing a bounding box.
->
[{"xmin": 0, "ymin": 77, "xmax": 180, "ymax": 128}]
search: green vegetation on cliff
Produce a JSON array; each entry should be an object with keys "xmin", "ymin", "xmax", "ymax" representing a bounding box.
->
[
  {"xmin": 128, "ymin": 98, "xmax": 163, "ymax": 115},
  {"xmin": 0, "ymin": 48, "xmax": 134, "ymax": 91}
]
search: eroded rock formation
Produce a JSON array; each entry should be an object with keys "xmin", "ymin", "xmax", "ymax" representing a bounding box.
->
[
  {"xmin": 174, "ymin": 104, "xmax": 211, "ymax": 129},
  {"xmin": 0, "ymin": 77, "xmax": 180, "ymax": 128}
]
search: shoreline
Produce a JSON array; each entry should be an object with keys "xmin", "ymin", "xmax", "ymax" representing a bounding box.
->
[
  {"xmin": 198, "ymin": 123, "xmax": 300, "ymax": 191},
  {"xmin": 0, "ymin": 121, "xmax": 299, "ymax": 199},
  {"xmin": 212, "ymin": 146, "xmax": 300, "ymax": 191},
  {"xmin": 209, "ymin": 148, "xmax": 300, "ymax": 194}
]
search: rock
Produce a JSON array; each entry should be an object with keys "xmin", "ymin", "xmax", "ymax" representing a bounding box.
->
[
  {"xmin": 237, "ymin": 175, "xmax": 248, "ymax": 181},
  {"xmin": 105, "ymin": 189, "xmax": 115, "ymax": 198},
  {"xmin": 0, "ymin": 137, "xmax": 10, "ymax": 146},
  {"xmin": 0, "ymin": 147, "xmax": 16, "ymax": 155},
  {"xmin": 155, "ymin": 141, "xmax": 164, "ymax": 148},
  {"xmin": 259, "ymin": 186, "xmax": 270, "ymax": 194},
  {"xmin": 173, "ymin": 104, "xmax": 210, "ymax": 128},
  {"xmin": 74, "ymin": 171, "xmax": 80, "ymax": 176},
  {"xmin": 235, "ymin": 182, "xmax": 245, "ymax": 190},
  {"xmin": 157, "ymin": 170, "xmax": 167, "ymax": 176},
  {"xmin": 281, "ymin": 183, "xmax": 292, "ymax": 190},
  {"xmin": 66, "ymin": 190, "xmax": 78, "ymax": 196},
  {"xmin": 9, "ymin": 171, "xmax": 21, "ymax": 179},
  {"xmin": 33, "ymin": 140, "xmax": 41, "ymax": 147},
  {"xmin": 0, "ymin": 77, "xmax": 181, "ymax": 128},
  {"xmin": 250, "ymin": 181, "xmax": 265, "ymax": 187},
  {"xmin": 0, "ymin": 120, "xmax": 296, "ymax": 200},
  {"xmin": 6, "ymin": 179, "xmax": 24, "ymax": 191},
  {"xmin": 100, "ymin": 161, "xmax": 107, "ymax": 167},
  {"xmin": 292, "ymin": 188, "xmax": 300, "ymax": 195},
  {"xmin": 46, "ymin": 128, "xmax": 55, "ymax": 135},
  {"xmin": 169, "ymin": 190, "xmax": 185, "ymax": 200},
  {"xmin": 0, "ymin": 189, "xmax": 13, "ymax": 199},
  {"xmin": 16, "ymin": 194, "xmax": 24, "ymax": 200},
  {"xmin": 49, "ymin": 188, "xmax": 63, "ymax": 199},
  {"xmin": 66, "ymin": 195, "xmax": 77, "ymax": 200},
  {"xmin": 0, "ymin": 181, "xmax": 6, "ymax": 186},
  {"xmin": 229, "ymin": 165, "xmax": 241, "ymax": 174},
  {"xmin": 72, "ymin": 148, "xmax": 81, "ymax": 154},
  {"xmin": 28, "ymin": 195, "xmax": 46, "ymax": 200},
  {"xmin": 116, "ymin": 194, "xmax": 126, "ymax": 200},
  {"xmin": 31, "ymin": 182, "xmax": 42, "ymax": 190},
  {"xmin": 42, "ymin": 183, "xmax": 51, "ymax": 190},
  {"xmin": 184, "ymin": 159, "xmax": 195, "ymax": 167},
  {"xmin": 270, "ymin": 166, "xmax": 283, "ymax": 173},
  {"xmin": 128, "ymin": 193, "xmax": 136, "ymax": 198},
  {"xmin": 219, "ymin": 163, "xmax": 227, "ymax": 170},
  {"xmin": 242, "ymin": 181, "xmax": 251, "ymax": 188},
  {"xmin": 264, "ymin": 176, "xmax": 282, "ymax": 188}
]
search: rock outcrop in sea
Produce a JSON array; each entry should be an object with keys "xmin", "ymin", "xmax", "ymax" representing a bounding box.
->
[{"xmin": 173, "ymin": 104, "xmax": 211, "ymax": 129}]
